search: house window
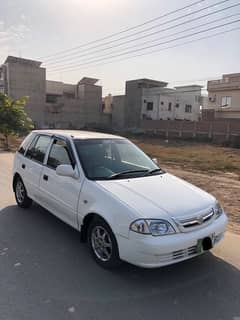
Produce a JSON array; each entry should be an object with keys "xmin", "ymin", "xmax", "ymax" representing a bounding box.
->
[
  {"xmin": 46, "ymin": 94, "xmax": 58, "ymax": 103},
  {"xmin": 168, "ymin": 102, "xmax": 172, "ymax": 111},
  {"xmin": 175, "ymin": 103, "xmax": 179, "ymax": 108},
  {"xmin": 195, "ymin": 95, "xmax": 201, "ymax": 102},
  {"xmin": 185, "ymin": 104, "xmax": 192, "ymax": 113},
  {"xmin": 221, "ymin": 96, "xmax": 231, "ymax": 108},
  {"xmin": 147, "ymin": 102, "xmax": 153, "ymax": 111},
  {"xmin": 0, "ymin": 87, "xmax": 4, "ymax": 93}
]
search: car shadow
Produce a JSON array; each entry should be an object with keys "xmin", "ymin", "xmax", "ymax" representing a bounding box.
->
[{"xmin": 0, "ymin": 204, "xmax": 239, "ymax": 320}]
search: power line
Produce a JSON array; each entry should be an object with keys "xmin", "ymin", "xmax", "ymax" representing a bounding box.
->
[
  {"xmin": 47, "ymin": 26, "xmax": 240, "ymax": 75},
  {"xmin": 40, "ymin": 0, "xmax": 207, "ymax": 60},
  {"xmin": 45, "ymin": 2, "xmax": 240, "ymax": 67},
  {"xmin": 47, "ymin": 19, "xmax": 240, "ymax": 73},
  {"xmin": 47, "ymin": 11, "xmax": 240, "ymax": 70},
  {"xmin": 44, "ymin": 0, "xmax": 232, "ymax": 63}
]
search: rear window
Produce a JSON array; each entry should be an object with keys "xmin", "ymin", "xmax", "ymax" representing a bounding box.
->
[{"xmin": 25, "ymin": 135, "xmax": 51, "ymax": 163}]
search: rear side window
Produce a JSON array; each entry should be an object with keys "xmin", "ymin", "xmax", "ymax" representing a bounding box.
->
[
  {"xmin": 18, "ymin": 133, "xmax": 35, "ymax": 155},
  {"xmin": 47, "ymin": 139, "xmax": 72, "ymax": 170},
  {"xmin": 26, "ymin": 135, "xmax": 51, "ymax": 163}
]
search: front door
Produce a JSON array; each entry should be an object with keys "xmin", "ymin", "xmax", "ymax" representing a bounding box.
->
[{"xmin": 39, "ymin": 138, "xmax": 82, "ymax": 229}]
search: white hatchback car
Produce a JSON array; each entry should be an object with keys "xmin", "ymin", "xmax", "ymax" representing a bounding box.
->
[{"xmin": 13, "ymin": 130, "xmax": 228, "ymax": 268}]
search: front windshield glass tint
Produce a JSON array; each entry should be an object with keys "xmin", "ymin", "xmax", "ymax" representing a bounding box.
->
[{"xmin": 74, "ymin": 138, "xmax": 160, "ymax": 180}]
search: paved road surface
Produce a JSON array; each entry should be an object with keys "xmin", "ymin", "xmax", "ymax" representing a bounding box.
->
[{"xmin": 0, "ymin": 152, "xmax": 239, "ymax": 320}]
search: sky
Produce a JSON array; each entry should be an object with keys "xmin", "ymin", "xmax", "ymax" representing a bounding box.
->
[{"xmin": 0, "ymin": 0, "xmax": 240, "ymax": 95}]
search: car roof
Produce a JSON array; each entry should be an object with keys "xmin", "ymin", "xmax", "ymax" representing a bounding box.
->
[{"xmin": 32, "ymin": 129, "xmax": 124, "ymax": 140}]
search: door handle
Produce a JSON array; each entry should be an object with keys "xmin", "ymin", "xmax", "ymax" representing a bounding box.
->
[
  {"xmin": 22, "ymin": 164, "xmax": 26, "ymax": 169},
  {"xmin": 43, "ymin": 174, "xmax": 48, "ymax": 181}
]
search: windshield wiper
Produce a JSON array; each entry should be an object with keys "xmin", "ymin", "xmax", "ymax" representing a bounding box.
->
[
  {"xmin": 107, "ymin": 169, "xmax": 149, "ymax": 180},
  {"xmin": 144, "ymin": 168, "xmax": 165, "ymax": 176}
]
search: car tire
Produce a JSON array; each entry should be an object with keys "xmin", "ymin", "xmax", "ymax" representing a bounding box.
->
[
  {"xmin": 14, "ymin": 177, "xmax": 32, "ymax": 208},
  {"xmin": 87, "ymin": 217, "xmax": 121, "ymax": 269}
]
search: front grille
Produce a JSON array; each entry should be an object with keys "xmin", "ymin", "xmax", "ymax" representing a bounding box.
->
[
  {"xmin": 174, "ymin": 209, "xmax": 214, "ymax": 232},
  {"xmin": 156, "ymin": 245, "xmax": 199, "ymax": 263},
  {"xmin": 173, "ymin": 245, "xmax": 198, "ymax": 260}
]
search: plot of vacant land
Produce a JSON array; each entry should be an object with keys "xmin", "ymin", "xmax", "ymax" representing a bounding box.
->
[{"xmin": 130, "ymin": 136, "xmax": 240, "ymax": 235}]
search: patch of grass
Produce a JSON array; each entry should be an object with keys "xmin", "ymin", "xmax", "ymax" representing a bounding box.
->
[{"xmin": 130, "ymin": 136, "xmax": 240, "ymax": 175}]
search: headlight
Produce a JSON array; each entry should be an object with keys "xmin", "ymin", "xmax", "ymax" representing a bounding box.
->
[
  {"xmin": 130, "ymin": 219, "xmax": 150, "ymax": 234},
  {"xmin": 214, "ymin": 201, "xmax": 224, "ymax": 219},
  {"xmin": 130, "ymin": 219, "xmax": 175, "ymax": 236}
]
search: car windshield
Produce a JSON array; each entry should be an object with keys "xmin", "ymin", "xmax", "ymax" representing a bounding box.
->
[{"xmin": 74, "ymin": 138, "xmax": 164, "ymax": 180}]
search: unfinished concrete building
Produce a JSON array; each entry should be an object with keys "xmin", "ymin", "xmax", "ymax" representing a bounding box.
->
[
  {"xmin": 1, "ymin": 56, "xmax": 46, "ymax": 127},
  {"xmin": 45, "ymin": 77, "xmax": 105, "ymax": 129},
  {"xmin": 0, "ymin": 56, "xmax": 109, "ymax": 129}
]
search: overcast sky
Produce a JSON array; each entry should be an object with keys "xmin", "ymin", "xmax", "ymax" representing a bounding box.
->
[{"xmin": 0, "ymin": 0, "xmax": 240, "ymax": 95}]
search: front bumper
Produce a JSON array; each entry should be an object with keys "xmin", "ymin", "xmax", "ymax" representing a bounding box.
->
[{"xmin": 117, "ymin": 213, "xmax": 228, "ymax": 268}]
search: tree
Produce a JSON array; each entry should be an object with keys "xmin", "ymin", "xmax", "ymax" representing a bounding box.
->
[{"xmin": 0, "ymin": 93, "xmax": 34, "ymax": 150}]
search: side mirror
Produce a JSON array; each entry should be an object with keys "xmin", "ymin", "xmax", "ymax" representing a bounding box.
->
[
  {"xmin": 152, "ymin": 158, "xmax": 158, "ymax": 165},
  {"xmin": 56, "ymin": 164, "xmax": 77, "ymax": 178}
]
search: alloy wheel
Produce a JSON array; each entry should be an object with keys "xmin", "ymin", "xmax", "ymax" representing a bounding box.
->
[
  {"xmin": 15, "ymin": 180, "xmax": 25, "ymax": 204},
  {"xmin": 91, "ymin": 226, "xmax": 113, "ymax": 262}
]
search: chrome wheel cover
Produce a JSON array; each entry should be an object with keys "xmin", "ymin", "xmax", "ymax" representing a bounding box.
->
[{"xmin": 91, "ymin": 226, "xmax": 112, "ymax": 262}]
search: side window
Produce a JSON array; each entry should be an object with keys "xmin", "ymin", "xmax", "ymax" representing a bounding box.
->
[
  {"xmin": 26, "ymin": 135, "xmax": 51, "ymax": 163},
  {"xmin": 18, "ymin": 133, "xmax": 35, "ymax": 155},
  {"xmin": 47, "ymin": 139, "xmax": 72, "ymax": 170}
]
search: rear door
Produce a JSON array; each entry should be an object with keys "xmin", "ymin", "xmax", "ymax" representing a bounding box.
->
[
  {"xmin": 21, "ymin": 134, "xmax": 52, "ymax": 201},
  {"xmin": 39, "ymin": 137, "xmax": 82, "ymax": 229}
]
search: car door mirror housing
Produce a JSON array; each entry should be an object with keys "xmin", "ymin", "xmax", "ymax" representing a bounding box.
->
[{"xmin": 56, "ymin": 164, "xmax": 77, "ymax": 178}]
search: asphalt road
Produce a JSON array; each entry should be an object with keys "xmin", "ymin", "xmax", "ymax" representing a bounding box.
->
[{"xmin": 0, "ymin": 152, "xmax": 240, "ymax": 320}]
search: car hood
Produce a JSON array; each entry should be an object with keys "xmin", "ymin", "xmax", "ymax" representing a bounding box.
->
[{"xmin": 97, "ymin": 173, "xmax": 215, "ymax": 219}]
